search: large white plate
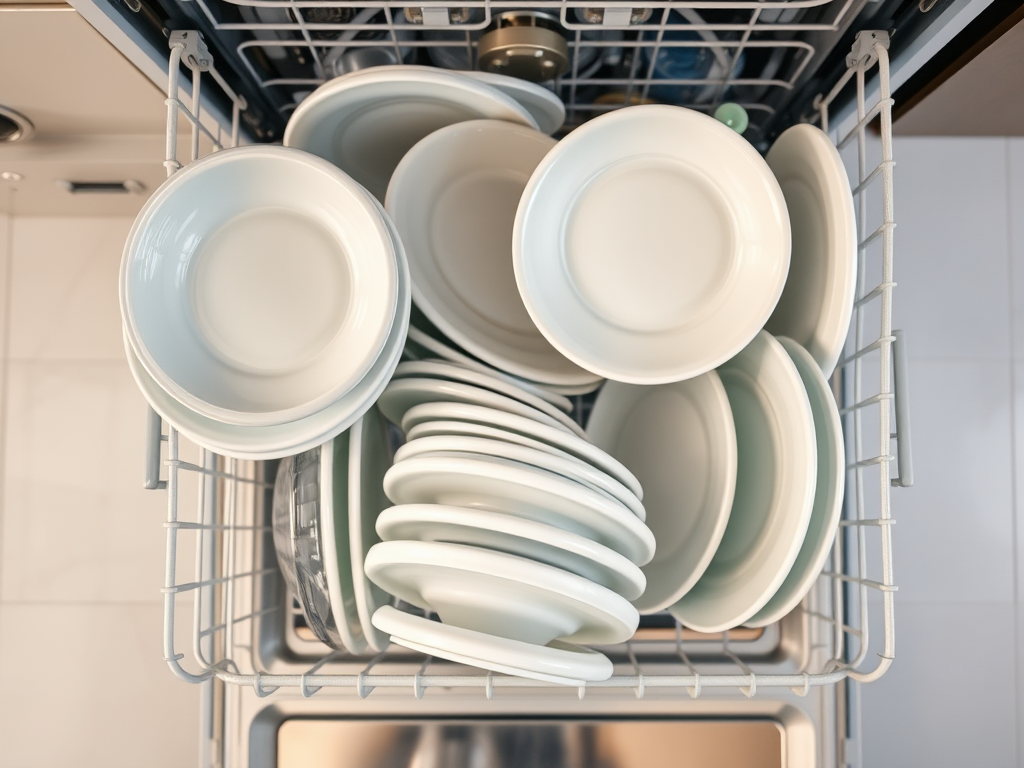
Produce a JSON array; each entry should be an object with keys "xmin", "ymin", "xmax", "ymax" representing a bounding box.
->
[
  {"xmin": 347, "ymin": 405, "xmax": 393, "ymax": 652},
  {"xmin": 745, "ymin": 337, "xmax": 844, "ymax": 627},
  {"xmin": 320, "ymin": 432, "xmax": 369, "ymax": 653},
  {"xmin": 670, "ymin": 331, "xmax": 816, "ymax": 633},
  {"xmin": 404, "ymin": 326, "xmax": 573, "ymax": 413},
  {"xmin": 395, "ymin": 435, "xmax": 645, "ymax": 521},
  {"xmin": 125, "ymin": 199, "xmax": 411, "ymax": 460},
  {"xmin": 373, "ymin": 605, "xmax": 612, "ymax": 686},
  {"xmin": 393, "ymin": 360, "xmax": 574, "ymax": 418},
  {"xmin": 364, "ymin": 540, "xmax": 638, "ymax": 645},
  {"xmin": 388, "ymin": 118, "xmax": 600, "ymax": 387},
  {"xmin": 378, "ymin": 378, "xmax": 586, "ymax": 439},
  {"xmin": 284, "ymin": 65, "xmax": 537, "ymax": 202},
  {"xmin": 764, "ymin": 124, "xmax": 857, "ymax": 379},
  {"xmin": 121, "ymin": 145, "xmax": 398, "ymax": 426},
  {"xmin": 513, "ymin": 105, "xmax": 790, "ymax": 384},
  {"xmin": 587, "ymin": 372, "xmax": 736, "ymax": 613},
  {"xmin": 400, "ymin": 401, "xmax": 642, "ymax": 499},
  {"xmin": 377, "ymin": 504, "xmax": 646, "ymax": 600},
  {"xmin": 458, "ymin": 71, "xmax": 566, "ymax": 135},
  {"xmin": 383, "ymin": 454, "xmax": 655, "ymax": 565}
]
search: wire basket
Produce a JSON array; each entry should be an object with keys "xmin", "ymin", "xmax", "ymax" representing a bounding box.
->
[
  {"xmin": 172, "ymin": 0, "xmax": 871, "ymax": 143},
  {"xmin": 147, "ymin": 21, "xmax": 907, "ymax": 718}
]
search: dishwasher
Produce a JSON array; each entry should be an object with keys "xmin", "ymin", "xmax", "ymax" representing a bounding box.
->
[{"xmin": 72, "ymin": 0, "xmax": 965, "ymax": 761}]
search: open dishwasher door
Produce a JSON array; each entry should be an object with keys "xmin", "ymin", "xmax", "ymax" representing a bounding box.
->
[{"xmin": 66, "ymin": 0, "xmax": 1024, "ymax": 765}]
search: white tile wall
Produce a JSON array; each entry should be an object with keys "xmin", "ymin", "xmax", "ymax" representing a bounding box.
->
[
  {"xmin": 0, "ymin": 216, "xmax": 200, "ymax": 767},
  {"xmin": 854, "ymin": 137, "xmax": 1023, "ymax": 767}
]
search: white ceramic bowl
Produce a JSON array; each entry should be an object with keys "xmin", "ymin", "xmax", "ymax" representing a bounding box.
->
[
  {"xmin": 123, "ymin": 196, "xmax": 411, "ymax": 460},
  {"xmin": 513, "ymin": 105, "xmax": 791, "ymax": 384},
  {"xmin": 121, "ymin": 145, "xmax": 398, "ymax": 427},
  {"xmin": 387, "ymin": 118, "xmax": 601, "ymax": 387},
  {"xmin": 284, "ymin": 65, "xmax": 538, "ymax": 202}
]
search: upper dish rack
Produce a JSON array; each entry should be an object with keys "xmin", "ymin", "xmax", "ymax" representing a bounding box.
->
[
  {"xmin": 147, "ymin": 25, "xmax": 909, "ymax": 712},
  {"xmin": 171, "ymin": 0, "xmax": 867, "ymax": 143}
]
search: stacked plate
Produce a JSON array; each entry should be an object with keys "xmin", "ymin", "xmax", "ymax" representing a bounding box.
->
[
  {"xmin": 363, "ymin": 362, "xmax": 655, "ymax": 685},
  {"xmin": 120, "ymin": 146, "xmax": 411, "ymax": 460},
  {"xmin": 271, "ymin": 405, "xmax": 395, "ymax": 653}
]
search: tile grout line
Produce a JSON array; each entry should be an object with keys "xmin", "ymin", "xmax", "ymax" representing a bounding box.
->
[
  {"xmin": 0, "ymin": 196, "xmax": 15, "ymax": 653},
  {"xmin": 1004, "ymin": 137, "xmax": 1022, "ymax": 768}
]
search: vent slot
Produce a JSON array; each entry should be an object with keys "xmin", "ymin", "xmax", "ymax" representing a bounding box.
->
[{"xmin": 57, "ymin": 180, "xmax": 145, "ymax": 194}]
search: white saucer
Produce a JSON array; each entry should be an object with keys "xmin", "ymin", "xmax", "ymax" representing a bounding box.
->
[
  {"xmin": 513, "ymin": 105, "xmax": 791, "ymax": 384},
  {"xmin": 395, "ymin": 435, "xmax": 645, "ymax": 521},
  {"xmin": 378, "ymin": 378, "xmax": 586, "ymax": 439},
  {"xmin": 745, "ymin": 337, "xmax": 845, "ymax": 627},
  {"xmin": 124, "ymin": 198, "xmax": 411, "ymax": 460},
  {"xmin": 364, "ymin": 540, "xmax": 638, "ymax": 645},
  {"xmin": 284, "ymin": 65, "xmax": 537, "ymax": 202},
  {"xmin": 400, "ymin": 402, "xmax": 642, "ymax": 499},
  {"xmin": 377, "ymin": 504, "xmax": 646, "ymax": 600},
  {"xmin": 393, "ymin": 360, "xmax": 574, "ymax": 420},
  {"xmin": 587, "ymin": 372, "xmax": 736, "ymax": 614},
  {"xmin": 121, "ymin": 145, "xmax": 398, "ymax": 426},
  {"xmin": 458, "ymin": 71, "xmax": 566, "ymax": 134},
  {"xmin": 670, "ymin": 331, "xmax": 816, "ymax": 633},
  {"xmin": 388, "ymin": 118, "xmax": 600, "ymax": 387},
  {"xmin": 372, "ymin": 605, "xmax": 612, "ymax": 685},
  {"xmin": 320, "ymin": 432, "xmax": 369, "ymax": 653},
  {"xmin": 404, "ymin": 326, "xmax": 573, "ymax": 413},
  {"xmin": 347, "ymin": 405, "xmax": 393, "ymax": 652},
  {"xmin": 764, "ymin": 124, "xmax": 857, "ymax": 379},
  {"xmin": 383, "ymin": 454, "xmax": 655, "ymax": 565}
]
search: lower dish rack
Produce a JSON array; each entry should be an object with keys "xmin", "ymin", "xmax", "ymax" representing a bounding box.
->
[{"xmin": 145, "ymin": 24, "xmax": 909, "ymax": 767}]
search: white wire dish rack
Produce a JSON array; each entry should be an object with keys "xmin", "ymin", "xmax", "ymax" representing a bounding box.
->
[
  {"xmin": 172, "ymin": 0, "xmax": 871, "ymax": 145},
  {"xmin": 146, "ymin": 16, "xmax": 908, "ymax": 743}
]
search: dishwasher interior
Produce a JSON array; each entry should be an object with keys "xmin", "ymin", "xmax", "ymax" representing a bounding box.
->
[{"xmin": 110, "ymin": 0, "xmax": 913, "ymax": 764}]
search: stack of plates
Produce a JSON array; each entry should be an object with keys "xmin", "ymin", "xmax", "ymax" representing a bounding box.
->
[
  {"xmin": 587, "ymin": 331, "xmax": 845, "ymax": 632},
  {"xmin": 271, "ymin": 405, "xmax": 395, "ymax": 653},
  {"xmin": 364, "ymin": 365, "xmax": 655, "ymax": 685},
  {"xmin": 120, "ymin": 146, "xmax": 411, "ymax": 460}
]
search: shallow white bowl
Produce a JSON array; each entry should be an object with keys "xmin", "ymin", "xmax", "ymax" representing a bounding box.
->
[
  {"xmin": 284, "ymin": 65, "xmax": 538, "ymax": 202},
  {"xmin": 124, "ymin": 197, "xmax": 411, "ymax": 460},
  {"xmin": 121, "ymin": 145, "xmax": 397, "ymax": 427},
  {"xmin": 513, "ymin": 105, "xmax": 791, "ymax": 384},
  {"xmin": 387, "ymin": 118, "xmax": 600, "ymax": 386}
]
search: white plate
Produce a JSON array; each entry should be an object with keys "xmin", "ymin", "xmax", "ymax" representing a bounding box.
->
[
  {"xmin": 378, "ymin": 378, "xmax": 586, "ymax": 439},
  {"xmin": 124, "ymin": 200, "xmax": 411, "ymax": 460},
  {"xmin": 745, "ymin": 337, "xmax": 845, "ymax": 627},
  {"xmin": 377, "ymin": 504, "xmax": 645, "ymax": 600},
  {"xmin": 284, "ymin": 65, "xmax": 537, "ymax": 202},
  {"xmin": 458, "ymin": 71, "xmax": 566, "ymax": 134},
  {"xmin": 400, "ymin": 402, "xmax": 642, "ymax": 499},
  {"xmin": 764, "ymin": 124, "xmax": 857, "ymax": 379},
  {"xmin": 383, "ymin": 454, "xmax": 655, "ymax": 565},
  {"xmin": 405, "ymin": 326, "xmax": 574, "ymax": 413},
  {"xmin": 669, "ymin": 331, "xmax": 816, "ymax": 633},
  {"xmin": 121, "ymin": 145, "xmax": 398, "ymax": 426},
  {"xmin": 347, "ymin": 405, "xmax": 393, "ymax": 652},
  {"xmin": 373, "ymin": 605, "xmax": 612, "ymax": 685},
  {"xmin": 320, "ymin": 432, "xmax": 369, "ymax": 653},
  {"xmin": 395, "ymin": 435, "xmax": 645, "ymax": 521},
  {"xmin": 587, "ymin": 372, "xmax": 736, "ymax": 613},
  {"xmin": 387, "ymin": 118, "xmax": 600, "ymax": 387},
  {"xmin": 394, "ymin": 360, "xmax": 574, "ymax": 419},
  {"xmin": 513, "ymin": 105, "xmax": 791, "ymax": 384},
  {"xmin": 364, "ymin": 540, "xmax": 638, "ymax": 645}
]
